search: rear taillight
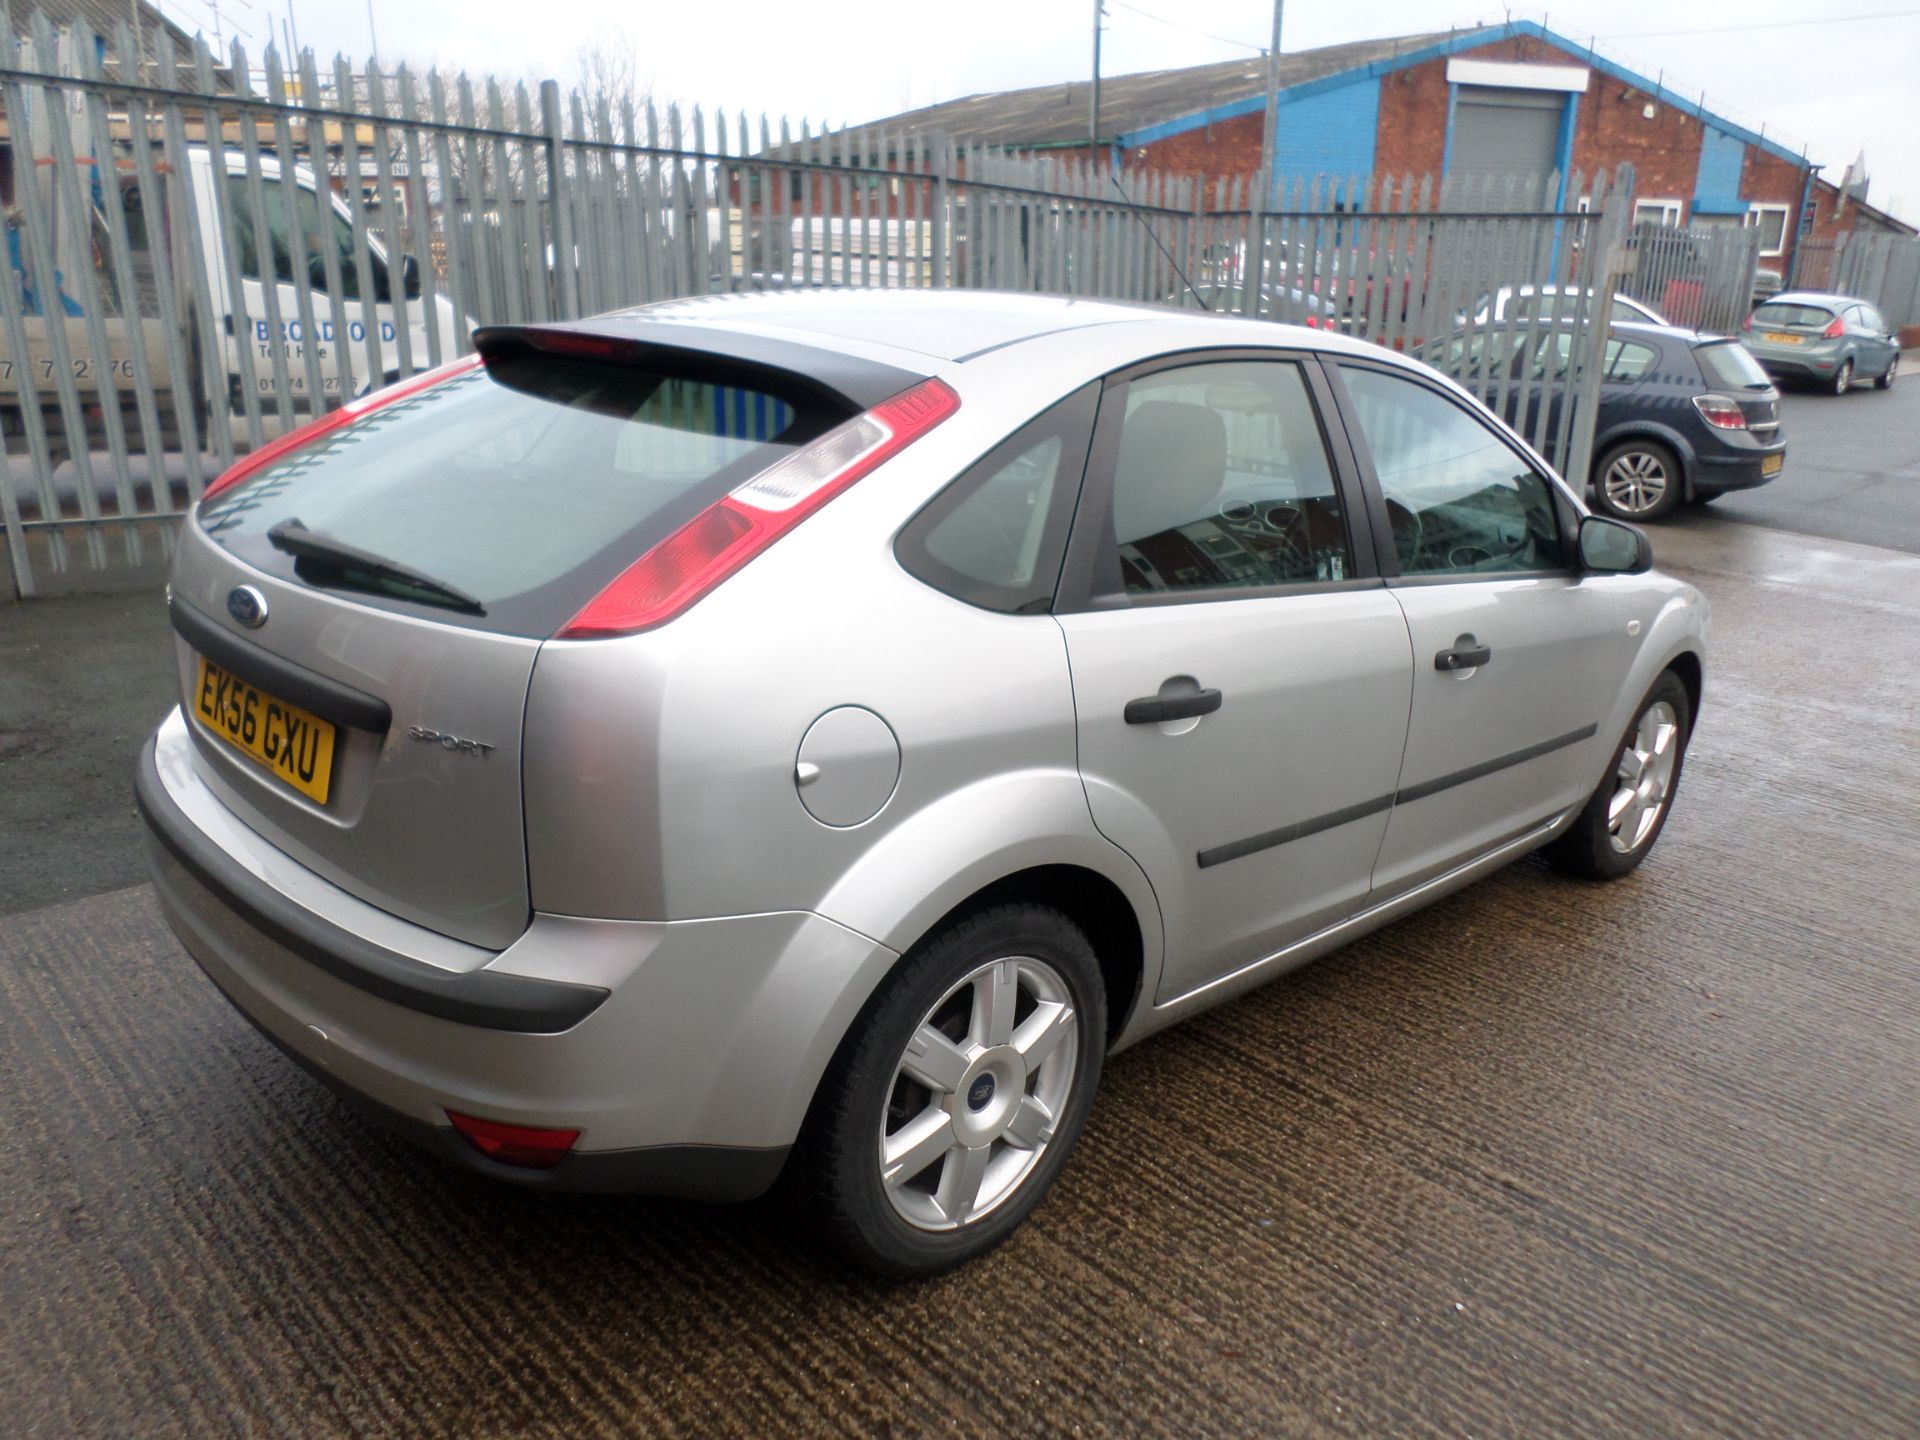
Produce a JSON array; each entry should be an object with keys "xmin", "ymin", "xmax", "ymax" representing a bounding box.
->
[
  {"xmin": 557, "ymin": 376, "xmax": 960, "ymax": 639},
  {"xmin": 1822, "ymin": 316, "xmax": 1845, "ymax": 339},
  {"xmin": 198, "ymin": 355, "xmax": 483, "ymax": 503},
  {"xmin": 1692, "ymin": 394, "xmax": 1749, "ymax": 430},
  {"xmin": 447, "ymin": 1111, "xmax": 580, "ymax": 1170}
]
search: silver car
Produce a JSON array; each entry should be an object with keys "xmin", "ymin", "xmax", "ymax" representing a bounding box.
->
[
  {"xmin": 137, "ymin": 292, "xmax": 1707, "ymax": 1275},
  {"xmin": 1741, "ymin": 291, "xmax": 1901, "ymax": 394}
]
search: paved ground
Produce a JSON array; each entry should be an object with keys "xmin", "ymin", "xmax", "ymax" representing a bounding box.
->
[
  {"xmin": 2, "ymin": 517, "xmax": 1917, "ymax": 1438},
  {"xmin": 0, "ymin": 588, "xmax": 177, "ymax": 913},
  {"xmin": 1702, "ymin": 352, "xmax": 1920, "ymax": 553}
]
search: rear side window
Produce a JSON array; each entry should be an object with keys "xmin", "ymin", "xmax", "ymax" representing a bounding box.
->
[
  {"xmin": 895, "ymin": 386, "xmax": 1096, "ymax": 613},
  {"xmin": 1752, "ymin": 302, "xmax": 1834, "ymax": 329},
  {"xmin": 1695, "ymin": 342, "xmax": 1770, "ymax": 389},
  {"xmin": 199, "ymin": 355, "xmax": 848, "ymax": 636},
  {"xmin": 1607, "ymin": 341, "xmax": 1659, "ymax": 382}
]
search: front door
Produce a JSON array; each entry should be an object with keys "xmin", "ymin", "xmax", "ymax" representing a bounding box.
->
[
  {"xmin": 1054, "ymin": 354, "xmax": 1414, "ymax": 1003},
  {"xmin": 1330, "ymin": 361, "xmax": 1633, "ymax": 896}
]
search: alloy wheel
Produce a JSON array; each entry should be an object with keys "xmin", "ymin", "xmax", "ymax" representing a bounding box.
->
[
  {"xmin": 1607, "ymin": 700, "xmax": 1680, "ymax": 854},
  {"xmin": 1602, "ymin": 450, "xmax": 1670, "ymax": 517},
  {"xmin": 1833, "ymin": 360, "xmax": 1853, "ymax": 395},
  {"xmin": 879, "ymin": 956, "xmax": 1080, "ymax": 1232}
]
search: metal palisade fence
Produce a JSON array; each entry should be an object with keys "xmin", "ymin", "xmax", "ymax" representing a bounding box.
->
[{"xmin": 1, "ymin": 6, "xmax": 1661, "ymax": 596}]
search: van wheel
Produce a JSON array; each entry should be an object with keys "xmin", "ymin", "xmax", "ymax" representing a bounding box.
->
[
  {"xmin": 1593, "ymin": 440, "xmax": 1682, "ymax": 522},
  {"xmin": 1546, "ymin": 671, "xmax": 1692, "ymax": 880},
  {"xmin": 797, "ymin": 903, "xmax": 1106, "ymax": 1277}
]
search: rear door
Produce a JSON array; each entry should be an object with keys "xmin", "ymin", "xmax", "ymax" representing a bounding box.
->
[
  {"xmin": 1054, "ymin": 352, "xmax": 1414, "ymax": 1003},
  {"xmin": 1328, "ymin": 360, "xmax": 1631, "ymax": 896},
  {"xmin": 173, "ymin": 342, "xmax": 857, "ymax": 948}
]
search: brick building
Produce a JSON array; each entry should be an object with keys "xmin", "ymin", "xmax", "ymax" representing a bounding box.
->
[{"xmin": 864, "ymin": 19, "xmax": 1913, "ymax": 285}]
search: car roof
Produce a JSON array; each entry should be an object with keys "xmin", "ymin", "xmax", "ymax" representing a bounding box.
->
[
  {"xmin": 1610, "ymin": 320, "xmax": 1727, "ymax": 344},
  {"xmin": 1758, "ymin": 291, "xmax": 1854, "ymax": 308},
  {"xmin": 605, "ymin": 290, "xmax": 1167, "ymax": 363},
  {"xmin": 564, "ymin": 288, "xmax": 1391, "ymax": 373}
]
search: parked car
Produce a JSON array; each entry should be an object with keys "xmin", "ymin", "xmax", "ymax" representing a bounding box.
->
[
  {"xmin": 1460, "ymin": 285, "xmax": 1669, "ymax": 329},
  {"xmin": 1741, "ymin": 292, "xmax": 1901, "ymax": 394},
  {"xmin": 136, "ymin": 292, "xmax": 1706, "ymax": 1276},
  {"xmin": 1424, "ymin": 320, "xmax": 1785, "ymax": 521}
]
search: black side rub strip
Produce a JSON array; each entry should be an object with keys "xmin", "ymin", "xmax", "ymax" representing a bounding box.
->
[
  {"xmin": 1196, "ymin": 724, "xmax": 1600, "ymax": 869},
  {"xmin": 171, "ymin": 597, "xmax": 392, "ymax": 734},
  {"xmin": 1197, "ymin": 791, "xmax": 1395, "ymax": 870},
  {"xmin": 135, "ymin": 738, "xmax": 608, "ymax": 1033}
]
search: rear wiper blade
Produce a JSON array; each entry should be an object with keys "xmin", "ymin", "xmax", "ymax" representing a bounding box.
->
[{"xmin": 267, "ymin": 520, "xmax": 487, "ymax": 615}]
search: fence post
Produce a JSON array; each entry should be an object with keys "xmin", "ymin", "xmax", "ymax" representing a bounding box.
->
[
  {"xmin": 931, "ymin": 137, "xmax": 950, "ymax": 288},
  {"xmin": 541, "ymin": 79, "xmax": 581, "ymax": 319},
  {"xmin": 1564, "ymin": 164, "xmax": 1634, "ymax": 489}
]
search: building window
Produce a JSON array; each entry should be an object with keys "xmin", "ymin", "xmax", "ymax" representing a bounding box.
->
[
  {"xmin": 1745, "ymin": 204, "xmax": 1791, "ymax": 258},
  {"xmin": 1633, "ymin": 198, "xmax": 1685, "ymax": 226}
]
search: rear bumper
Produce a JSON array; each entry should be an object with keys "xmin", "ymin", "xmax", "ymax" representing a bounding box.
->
[
  {"xmin": 1692, "ymin": 446, "xmax": 1785, "ymax": 496},
  {"xmin": 1745, "ymin": 345, "xmax": 1844, "ymax": 379},
  {"xmin": 137, "ymin": 708, "xmax": 895, "ymax": 1197}
]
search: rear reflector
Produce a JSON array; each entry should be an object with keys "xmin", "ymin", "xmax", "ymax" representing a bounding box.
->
[
  {"xmin": 447, "ymin": 1110, "xmax": 581, "ymax": 1169},
  {"xmin": 1691, "ymin": 394, "xmax": 1748, "ymax": 430},
  {"xmin": 198, "ymin": 355, "xmax": 483, "ymax": 504},
  {"xmin": 557, "ymin": 376, "xmax": 960, "ymax": 638}
]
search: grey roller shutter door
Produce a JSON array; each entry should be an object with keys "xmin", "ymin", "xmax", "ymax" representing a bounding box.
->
[{"xmin": 1450, "ymin": 87, "xmax": 1563, "ymax": 203}]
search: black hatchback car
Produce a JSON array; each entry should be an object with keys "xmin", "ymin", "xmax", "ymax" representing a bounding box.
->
[{"xmin": 1425, "ymin": 321, "xmax": 1786, "ymax": 521}]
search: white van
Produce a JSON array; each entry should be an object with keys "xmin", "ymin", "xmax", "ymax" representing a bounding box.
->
[{"xmin": 2, "ymin": 146, "xmax": 465, "ymax": 463}]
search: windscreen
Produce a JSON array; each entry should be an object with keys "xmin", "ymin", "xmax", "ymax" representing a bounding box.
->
[
  {"xmin": 198, "ymin": 357, "xmax": 848, "ymax": 635},
  {"xmin": 1695, "ymin": 342, "xmax": 1772, "ymax": 390},
  {"xmin": 1752, "ymin": 302, "xmax": 1835, "ymax": 330}
]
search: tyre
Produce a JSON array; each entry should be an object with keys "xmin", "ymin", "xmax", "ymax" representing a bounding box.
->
[
  {"xmin": 1875, "ymin": 352, "xmax": 1898, "ymax": 390},
  {"xmin": 797, "ymin": 903, "xmax": 1107, "ymax": 1277},
  {"xmin": 1830, "ymin": 359, "xmax": 1854, "ymax": 395},
  {"xmin": 1546, "ymin": 671, "xmax": 1692, "ymax": 880},
  {"xmin": 1593, "ymin": 439, "xmax": 1682, "ymax": 522}
]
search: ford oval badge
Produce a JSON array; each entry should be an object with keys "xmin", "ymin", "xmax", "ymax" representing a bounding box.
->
[{"xmin": 227, "ymin": 585, "xmax": 269, "ymax": 629}]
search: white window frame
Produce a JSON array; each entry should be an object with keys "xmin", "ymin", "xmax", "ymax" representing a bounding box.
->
[
  {"xmin": 1633, "ymin": 197, "xmax": 1685, "ymax": 226},
  {"xmin": 1744, "ymin": 203, "xmax": 1791, "ymax": 258}
]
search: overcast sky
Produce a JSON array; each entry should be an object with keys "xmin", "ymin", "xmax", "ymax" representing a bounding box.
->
[{"xmin": 159, "ymin": 0, "xmax": 1920, "ymax": 222}]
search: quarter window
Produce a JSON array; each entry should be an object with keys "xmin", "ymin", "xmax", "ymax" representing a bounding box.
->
[
  {"xmin": 895, "ymin": 388, "xmax": 1093, "ymax": 614},
  {"xmin": 1102, "ymin": 361, "xmax": 1353, "ymax": 597},
  {"xmin": 1339, "ymin": 367, "xmax": 1563, "ymax": 577}
]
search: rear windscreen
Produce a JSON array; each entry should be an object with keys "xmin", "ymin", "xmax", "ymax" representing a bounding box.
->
[
  {"xmin": 1752, "ymin": 303, "xmax": 1834, "ymax": 329},
  {"xmin": 198, "ymin": 357, "xmax": 849, "ymax": 635},
  {"xmin": 1695, "ymin": 342, "xmax": 1772, "ymax": 390}
]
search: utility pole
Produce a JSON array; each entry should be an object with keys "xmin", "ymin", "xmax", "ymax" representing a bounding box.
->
[
  {"xmin": 1255, "ymin": 1, "xmax": 1284, "ymax": 213},
  {"xmin": 1253, "ymin": 1, "xmax": 1284, "ymax": 295},
  {"xmin": 1089, "ymin": 0, "xmax": 1104, "ymax": 166}
]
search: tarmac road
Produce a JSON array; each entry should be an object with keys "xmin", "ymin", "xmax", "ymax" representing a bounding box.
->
[{"xmin": 1, "ymin": 519, "xmax": 1917, "ymax": 1438}]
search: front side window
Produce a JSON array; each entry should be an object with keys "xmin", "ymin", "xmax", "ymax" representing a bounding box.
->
[
  {"xmin": 1103, "ymin": 360, "xmax": 1352, "ymax": 597},
  {"xmin": 228, "ymin": 173, "xmax": 386, "ymax": 300},
  {"xmin": 1339, "ymin": 366, "xmax": 1563, "ymax": 577}
]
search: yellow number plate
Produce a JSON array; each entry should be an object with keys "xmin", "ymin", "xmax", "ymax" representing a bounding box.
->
[
  {"xmin": 1762, "ymin": 453, "xmax": 1784, "ymax": 477},
  {"xmin": 1764, "ymin": 332, "xmax": 1803, "ymax": 345},
  {"xmin": 193, "ymin": 654, "xmax": 338, "ymax": 804}
]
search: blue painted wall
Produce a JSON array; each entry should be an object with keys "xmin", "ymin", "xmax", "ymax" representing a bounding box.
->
[
  {"xmin": 1694, "ymin": 127, "xmax": 1747, "ymax": 214},
  {"xmin": 1267, "ymin": 78, "xmax": 1381, "ymax": 202}
]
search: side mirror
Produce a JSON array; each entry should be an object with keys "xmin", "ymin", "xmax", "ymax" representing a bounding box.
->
[{"xmin": 1579, "ymin": 514, "xmax": 1653, "ymax": 574}]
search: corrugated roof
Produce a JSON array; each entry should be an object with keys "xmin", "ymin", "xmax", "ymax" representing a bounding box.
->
[
  {"xmin": 6, "ymin": 0, "xmax": 206, "ymax": 73},
  {"xmin": 850, "ymin": 29, "xmax": 1486, "ymax": 147}
]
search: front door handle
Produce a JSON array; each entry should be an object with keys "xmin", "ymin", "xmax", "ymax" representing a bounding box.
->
[
  {"xmin": 1124, "ymin": 688, "xmax": 1223, "ymax": 724},
  {"xmin": 1435, "ymin": 636, "xmax": 1492, "ymax": 672}
]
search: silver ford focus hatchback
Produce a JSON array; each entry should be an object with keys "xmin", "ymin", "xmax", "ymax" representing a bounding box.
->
[{"xmin": 138, "ymin": 291, "xmax": 1707, "ymax": 1275}]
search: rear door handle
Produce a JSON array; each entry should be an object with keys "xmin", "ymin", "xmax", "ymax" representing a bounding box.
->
[
  {"xmin": 1124, "ymin": 688, "xmax": 1223, "ymax": 724},
  {"xmin": 1435, "ymin": 637, "xmax": 1492, "ymax": 671}
]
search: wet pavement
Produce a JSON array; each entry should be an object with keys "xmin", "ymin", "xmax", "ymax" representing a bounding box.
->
[{"xmin": 2, "ymin": 518, "xmax": 1918, "ymax": 1438}]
